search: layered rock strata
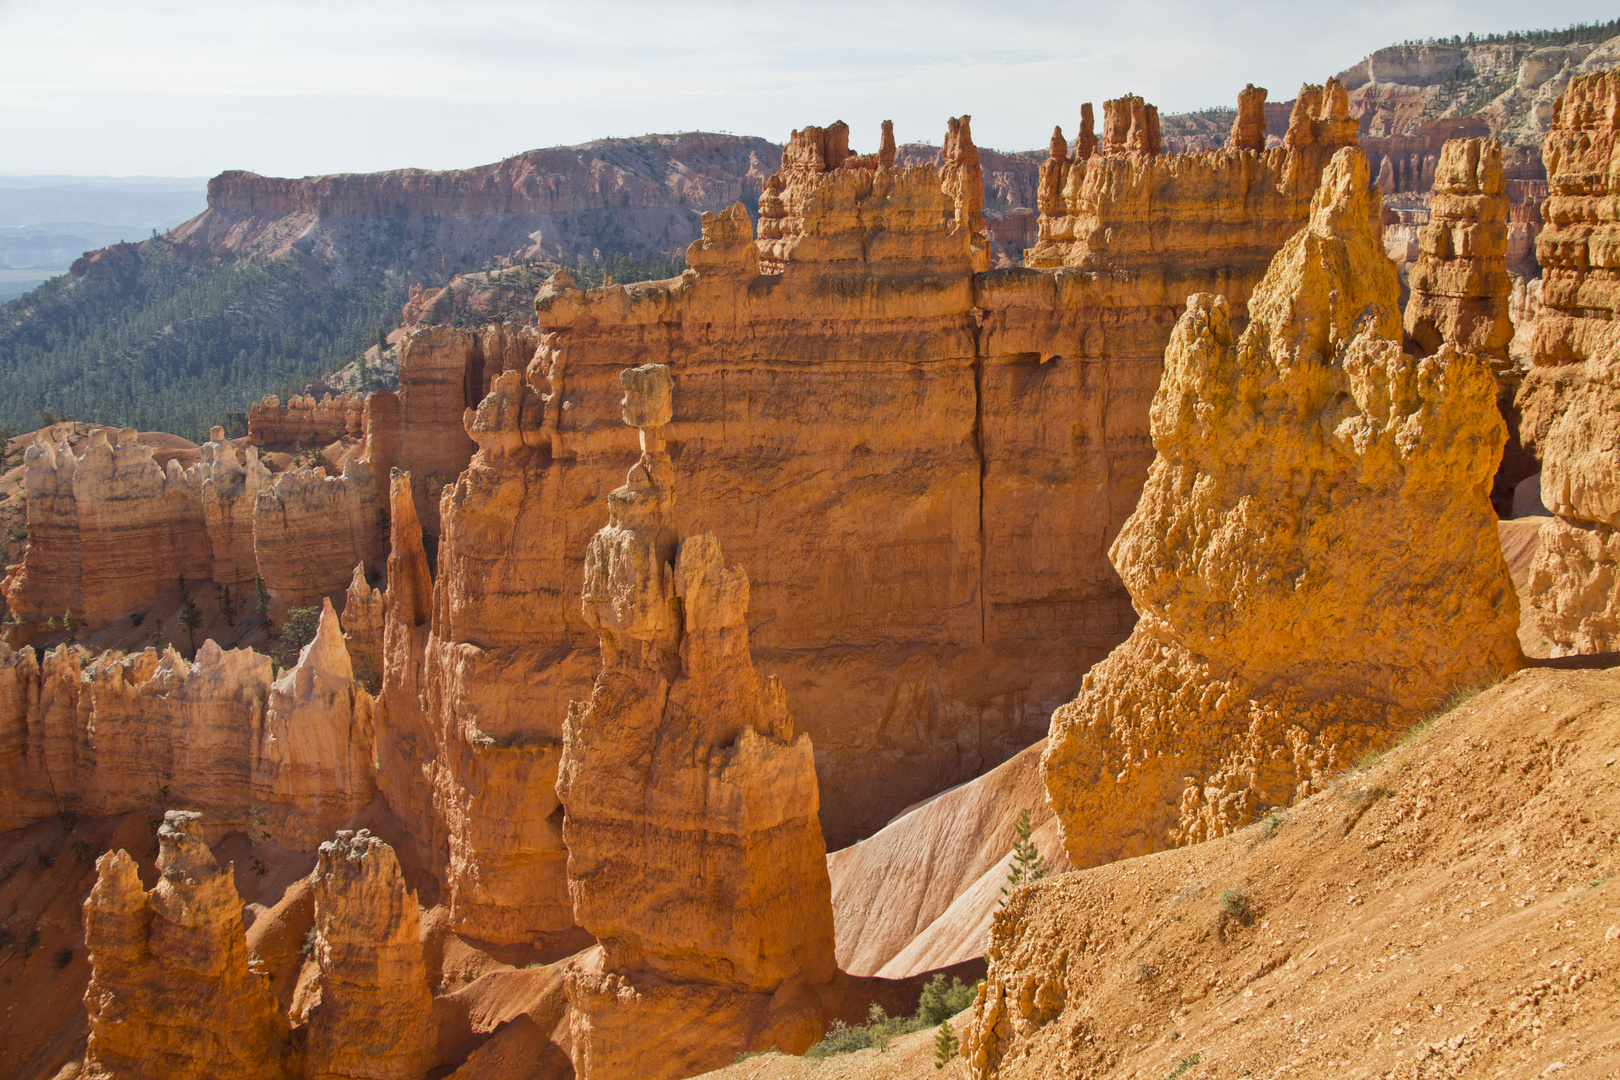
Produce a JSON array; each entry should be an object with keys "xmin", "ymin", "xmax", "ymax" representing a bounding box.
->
[
  {"xmin": 305, "ymin": 829, "xmax": 434, "ymax": 1080},
  {"xmin": 1518, "ymin": 71, "xmax": 1620, "ymax": 653},
  {"xmin": 1401, "ymin": 137, "xmax": 1533, "ymax": 517},
  {"xmin": 248, "ymin": 392, "xmax": 366, "ymax": 447},
  {"xmin": 0, "ymin": 622, "xmax": 371, "ymax": 846},
  {"xmin": 469, "ymin": 104, "xmax": 1375, "ymax": 852},
  {"xmin": 254, "ymin": 460, "xmax": 384, "ymax": 620},
  {"xmin": 3, "ymin": 427, "xmax": 212, "ymax": 631},
  {"xmin": 558, "ymin": 365, "xmax": 836, "ymax": 1079},
  {"xmin": 3, "ymin": 422, "xmax": 385, "ymax": 637},
  {"xmin": 82, "ymin": 810, "xmax": 293, "ymax": 1080},
  {"xmin": 1041, "ymin": 148, "xmax": 1520, "ymax": 870}
]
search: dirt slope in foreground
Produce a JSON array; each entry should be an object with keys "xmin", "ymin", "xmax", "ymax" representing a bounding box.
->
[{"xmin": 966, "ymin": 663, "xmax": 1620, "ymax": 1079}]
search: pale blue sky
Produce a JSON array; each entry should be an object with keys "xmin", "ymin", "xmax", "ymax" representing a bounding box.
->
[{"xmin": 1, "ymin": 0, "xmax": 1614, "ymax": 177}]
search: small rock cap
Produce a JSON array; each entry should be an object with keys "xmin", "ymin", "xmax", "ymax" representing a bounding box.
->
[{"xmin": 620, "ymin": 365, "xmax": 673, "ymax": 429}]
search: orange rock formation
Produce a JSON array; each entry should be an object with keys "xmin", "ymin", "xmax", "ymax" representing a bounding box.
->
[
  {"xmin": 82, "ymin": 811, "xmax": 293, "ymax": 1079},
  {"xmin": 254, "ymin": 461, "xmax": 384, "ymax": 621},
  {"xmin": 0, "ymin": 622, "xmax": 372, "ymax": 847},
  {"xmin": 558, "ymin": 364, "xmax": 836, "ymax": 1078},
  {"xmin": 1518, "ymin": 70, "xmax": 1620, "ymax": 653},
  {"xmin": 1403, "ymin": 138, "xmax": 1513, "ymax": 359},
  {"xmin": 1041, "ymin": 148, "xmax": 1521, "ymax": 871},
  {"xmin": 248, "ymin": 393, "xmax": 366, "ymax": 447},
  {"xmin": 305, "ymin": 829, "xmax": 434, "ymax": 1080},
  {"xmin": 1401, "ymin": 137, "xmax": 1534, "ymax": 516}
]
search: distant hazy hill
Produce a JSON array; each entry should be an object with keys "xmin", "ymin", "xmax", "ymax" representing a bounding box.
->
[
  {"xmin": 0, "ymin": 135, "xmax": 778, "ymax": 439},
  {"xmin": 0, "ymin": 176, "xmax": 207, "ymax": 302}
]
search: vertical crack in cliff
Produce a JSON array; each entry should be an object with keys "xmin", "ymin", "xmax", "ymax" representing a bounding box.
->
[{"xmin": 970, "ymin": 308, "xmax": 986, "ymax": 648}]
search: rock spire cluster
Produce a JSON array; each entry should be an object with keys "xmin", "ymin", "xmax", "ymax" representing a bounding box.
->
[
  {"xmin": 1039, "ymin": 147, "xmax": 1520, "ymax": 870},
  {"xmin": 558, "ymin": 364, "xmax": 837, "ymax": 1079},
  {"xmin": 82, "ymin": 811, "xmax": 293, "ymax": 1080}
]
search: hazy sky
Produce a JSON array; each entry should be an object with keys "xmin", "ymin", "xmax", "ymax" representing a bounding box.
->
[{"xmin": 1, "ymin": 0, "xmax": 1614, "ymax": 178}]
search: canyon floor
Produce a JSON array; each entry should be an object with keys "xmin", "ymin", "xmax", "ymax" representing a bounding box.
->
[{"xmin": 698, "ymin": 659, "xmax": 1620, "ymax": 1080}]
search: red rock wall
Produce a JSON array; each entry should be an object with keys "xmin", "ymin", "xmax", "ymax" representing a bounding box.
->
[
  {"xmin": 376, "ymin": 107, "xmax": 1366, "ymax": 868},
  {"xmin": 247, "ymin": 392, "xmax": 366, "ymax": 447}
]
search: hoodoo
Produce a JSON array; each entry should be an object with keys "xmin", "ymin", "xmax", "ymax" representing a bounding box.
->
[
  {"xmin": 82, "ymin": 811, "xmax": 293, "ymax": 1080},
  {"xmin": 557, "ymin": 364, "xmax": 837, "ymax": 1080},
  {"xmin": 1039, "ymin": 147, "xmax": 1521, "ymax": 871},
  {"xmin": 1519, "ymin": 70, "xmax": 1620, "ymax": 653}
]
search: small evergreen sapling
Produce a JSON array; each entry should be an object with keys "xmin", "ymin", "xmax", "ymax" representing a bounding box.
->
[
  {"xmin": 178, "ymin": 576, "xmax": 203, "ymax": 657},
  {"xmin": 999, "ymin": 809, "xmax": 1049, "ymax": 905},
  {"xmin": 934, "ymin": 1021, "xmax": 960, "ymax": 1069}
]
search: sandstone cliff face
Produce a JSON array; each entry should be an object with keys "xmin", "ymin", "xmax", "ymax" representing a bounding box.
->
[
  {"xmin": 506, "ymin": 107, "xmax": 1366, "ymax": 853},
  {"xmin": 170, "ymin": 133, "xmax": 783, "ymax": 279},
  {"xmin": 305, "ymin": 829, "xmax": 433, "ymax": 1080},
  {"xmin": 3, "ymin": 422, "xmax": 381, "ymax": 641},
  {"xmin": 1518, "ymin": 71, "xmax": 1620, "ymax": 654},
  {"xmin": 1025, "ymin": 81, "xmax": 1357, "ymax": 277},
  {"xmin": 3, "ymin": 428, "xmax": 212, "ymax": 632},
  {"xmin": 0, "ymin": 626, "xmax": 371, "ymax": 848},
  {"xmin": 1041, "ymin": 148, "xmax": 1520, "ymax": 871},
  {"xmin": 1401, "ymin": 138, "xmax": 1534, "ymax": 517},
  {"xmin": 256, "ymin": 599, "xmax": 377, "ymax": 848},
  {"xmin": 249, "ymin": 393, "xmax": 367, "ymax": 447},
  {"xmin": 83, "ymin": 811, "xmax": 293, "ymax": 1080},
  {"xmin": 557, "ymin": 365, "xmax": 835, "ymax": 1079},
  {"xmin": 191, "ymin": 427, "xmax": 274, "ymax": 588},
  {"xmin": 254, "ymin": 461, "xmax": 384, "ymax": 621}
]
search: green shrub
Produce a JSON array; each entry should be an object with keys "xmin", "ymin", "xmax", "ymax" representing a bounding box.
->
[
  {"xmin": 270, "ymin": 605, "xmax": 322, "ymax": 671},
  {"xmin": 806, "ymin": 975, "xmax": 983, "ymax": 1058}
]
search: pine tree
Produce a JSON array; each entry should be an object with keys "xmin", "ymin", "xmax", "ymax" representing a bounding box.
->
[
  {"xmin": 999, "ymin": 809, "xmax": 1049, "ymax": 906},
  {"xmin": 215, "ymin": 584, "xmax": 237, "ymax": 627},
  {"xmin": 178, "ymin": 576, "xmax": 203, "ymax": 658},
  {"xmin": 255, "ymin": 576, "xmax": 272, "ymax": 627},
  {"xmin": 934, "ymin": 1021, "xmax": 960, "ymax": 1070}
]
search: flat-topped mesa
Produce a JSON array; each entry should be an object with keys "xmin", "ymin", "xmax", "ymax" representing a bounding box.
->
[
  {"xmin": 1038, "ymin": 148, "xmax": 1520, "ymax": 873},
  {"xmin": 305, "ymin": 830, "xmax": 433, "ymax": 1080},
  {"xmin": 83, "ymin": 811, "xmax": 294, "ymax": 1080},
  {"xmin": 754, "ymin": 117, "xmax": 981, "ymax": 275},
  {"xmin": 1517, "ymin": 69, "xmax": 1620, "ymax": 654},
  {"xmin": 559, "ymin": 364, "xmax": 836, "ymax": 1079},
  {"xmin": 1024, "ymin": 79, "xmax": 1360, "ymax": 277}
]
